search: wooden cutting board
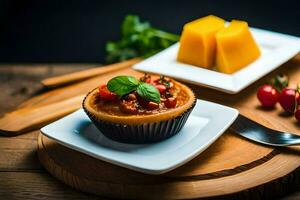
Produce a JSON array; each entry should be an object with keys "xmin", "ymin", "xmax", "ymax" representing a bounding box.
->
[{"xmin": 23, "ymin": 56, "xmax": 300, "ymax": 199}]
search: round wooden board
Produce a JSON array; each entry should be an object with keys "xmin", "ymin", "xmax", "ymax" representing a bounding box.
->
[
  {"xmin": 38, "ymin": 132, "xmax": 300, "ymax": 199},
  {"xmin": 35, "ymin": 56, "xmax": 300, "ymax": 199}
]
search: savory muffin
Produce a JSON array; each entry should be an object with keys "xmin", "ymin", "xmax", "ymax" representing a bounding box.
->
[{"xmin": 83, "ymin": 74, "xmax": 196, "ymax": 144}]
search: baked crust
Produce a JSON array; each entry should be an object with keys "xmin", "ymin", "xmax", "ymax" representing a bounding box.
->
[{"xmin": 83, "ymin": 80, "xmax": 195, "ymax": 125}]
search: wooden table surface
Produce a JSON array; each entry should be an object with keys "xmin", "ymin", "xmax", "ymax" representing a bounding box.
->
[{"xmin": 0, "ymin": 64, "xmax": 299, "ymax": 200}]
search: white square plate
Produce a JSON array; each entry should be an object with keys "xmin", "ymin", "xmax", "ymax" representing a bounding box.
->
[
  {"xmin": 41, "ymin": 99, "xmax": 238, "ymax": 174},
  {"xmin": 133, "ymin": 28, "xmax": 300, "ymax": 94}
]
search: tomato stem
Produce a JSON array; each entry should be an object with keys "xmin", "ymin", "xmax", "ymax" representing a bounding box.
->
[
  {"xmin": 270, "ymin": 74, "xmax": 289, "ymax": 92},
  {"xmin": 296, "ymin": 84, "xmax": 300, "ymax": 93}
]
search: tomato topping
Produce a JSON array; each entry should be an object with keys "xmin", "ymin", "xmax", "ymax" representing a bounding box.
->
[
  {"xmin": 147, "ymin": 102, "xmax": 159, "ymax": 110},
  {"xmin": 140, "ymin": 73, "xmax": 152, "ymax": 83},
  {"xmin": 164, "ymin": 97, "xmax": 177, "ymax": 108},
  {"xmin": 155, "ymin": 84, "xmax": 167, "ymax": 94},
  {"xmin": 136, "ymin": 95, "xmax": 148, "ymax": 107},
  {"xmin": 119, "ymin": 100, "xmax": 138, "ymax": 114},
  {"xmin": 98, "ymin": 85, "xmax": 118, "ymax": 101},
  {"xmin": 136, "ymin": 95, "xmax": 159, "ymax": 110}
]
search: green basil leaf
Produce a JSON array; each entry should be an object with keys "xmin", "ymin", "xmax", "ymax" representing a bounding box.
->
[
  {"xmin": 107, "ymin": 76, "xmax": 139, "ymax": 97},
  {"xmin": 137, "ymin": 82, "xmax": 160, "ymax": 103}
]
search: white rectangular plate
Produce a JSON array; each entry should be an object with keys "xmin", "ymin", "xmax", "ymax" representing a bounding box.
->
[
  {"xmin": 133, "ymin": 28, "xmax": 300, "ymax": 93},
  {"xmin": 41, "ymin": 99, "xmax": 238, "ymax": 174}
]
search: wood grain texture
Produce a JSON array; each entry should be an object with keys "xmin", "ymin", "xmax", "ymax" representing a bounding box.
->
[
  {"xmin": 0, "ymin": 130, "xmax": 41, "ymax": 171},
  {"xmin": 30, "ymin": 55, "xmax": 300, "ymax": 199},
  {"xmin": 41, "ymin": 58, "xmax": 141, "ymax": 88},
  {"xmin": 0, "ymin": 171, "xmax": 106, "ymax": 200},
  {"xmin": 0, "ymin": 95, "xmax": 84, "ymax": 135},
  {"xmin": 0, "ymin": 63, "xmax": 97, "ymax": 115}
]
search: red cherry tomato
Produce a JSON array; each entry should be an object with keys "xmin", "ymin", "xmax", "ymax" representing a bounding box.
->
[
  {"xmin": 98, "ymin": 85, "xmax": 118, "ymax": 101},
  {"xmin": 164, "ymin": 97, "xmax": 177, "ymax": 108},
  {"xmin": 155, "ymin": 84, "xmax": 167, "ymax": 94},
  {"xmin": 278, "ymin": 88, "xmax": 296, "ymax": 113},
  {"xmin": 257, "ymin": 85, "xmax": 278, "ymax": 108},
  {"xmin": 295, "ymin": 109, "xmax": 300, "ymax": 122}
]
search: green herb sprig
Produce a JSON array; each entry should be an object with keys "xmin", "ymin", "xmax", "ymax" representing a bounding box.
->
[
  {"xmin": 107, "ymin": 76, "xmax": 160, "ymax": 103},
  {"xmin": 105, "ymin": 15, "xmax": 179, "ymax": 63},
  {"xmin": 270, "ymin": 74, "xmax": 289, "ymax": 92}
]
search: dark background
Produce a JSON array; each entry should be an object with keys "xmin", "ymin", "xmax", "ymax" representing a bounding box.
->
[{"xmin": 0, "ymin": 0, "xmax": 299, "ymax": 63}]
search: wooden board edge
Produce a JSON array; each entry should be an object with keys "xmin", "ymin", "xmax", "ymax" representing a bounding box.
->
[{"xmin": 37, "ymin": 133, "xmax": 300, "ymax": 199}]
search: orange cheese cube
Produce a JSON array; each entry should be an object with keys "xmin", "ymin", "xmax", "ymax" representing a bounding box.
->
[
  {"xmin": 216, "ymin": 20, "xmax": 261, "ymax": 74},
  {"xmin": 177, "ymin": 15, "xmax": 225, "ymax": 68}
]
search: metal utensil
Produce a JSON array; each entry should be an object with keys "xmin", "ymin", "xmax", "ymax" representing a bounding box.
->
[{"xmin": 230, "ymin": 114, "xmax": 300, "ymax": 146}]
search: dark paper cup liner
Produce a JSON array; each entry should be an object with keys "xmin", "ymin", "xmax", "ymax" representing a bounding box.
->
[{"xmin": 83, "ymin": 99, "xmax": 196, "ymax": 144}]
